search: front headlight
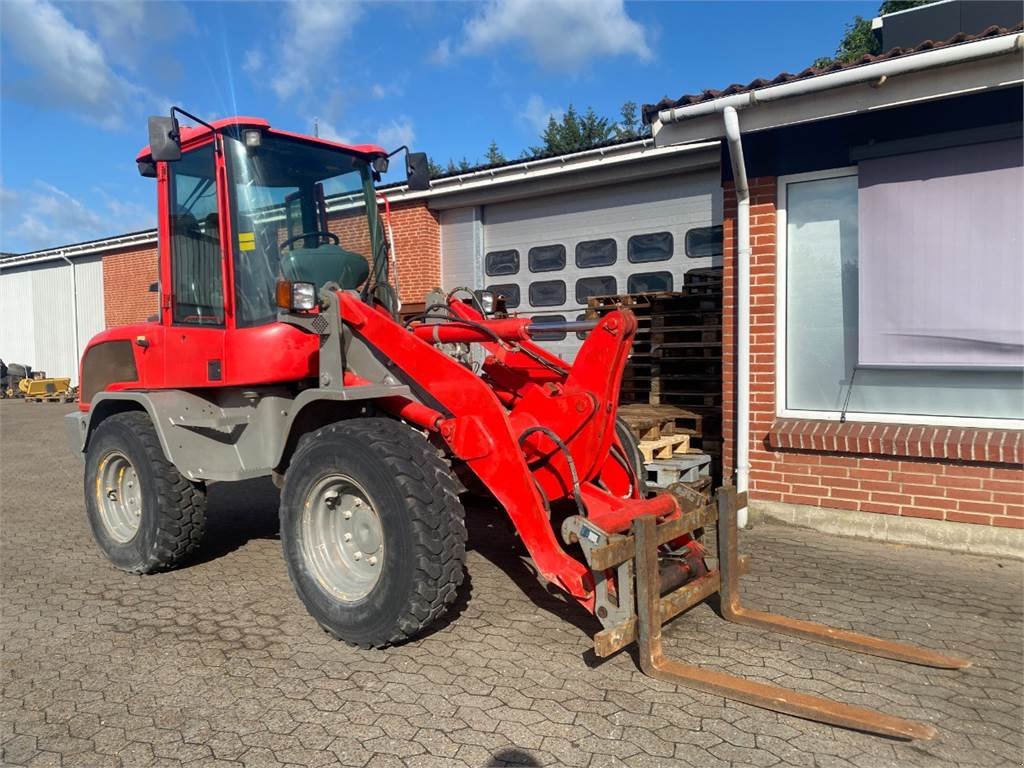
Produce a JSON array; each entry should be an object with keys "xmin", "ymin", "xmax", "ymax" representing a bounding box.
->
[
  {"xmin": 474, "ymin": 289, "xmax": 496, "ymax": 315},
  {"xmin": 276, "ymin": 280, "xmax": 317, "ymax": 311}
]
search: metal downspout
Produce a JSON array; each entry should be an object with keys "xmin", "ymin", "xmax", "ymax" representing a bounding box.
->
[
  {"xmin": 722, "ymin": 107, "xmax": 749, "ymax": 529},
  {"xmin": 59, "ymin": 251, "xmax": 81, "ymax": 386}
]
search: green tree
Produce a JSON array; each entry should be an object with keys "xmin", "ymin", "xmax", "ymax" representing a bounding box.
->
[
  {"xmin": 445, "ymin": 157, "xmax": 474, "ymax": 174},
  {"xmin": 485, "ymin": 140, "xmax": 506, "ymax": 165},
  {"xmin": 530, "ymin": 103, "xmax": 615, "ymax": 155},
  {"xmin": 615, "ymin": 101, "xmax": 643, "ymax": 140},
  {"xmin": 426, "ymin": 157, "xmax": 445, "ymax": 178},
  {"xmin": 814, "ymin": 0, "xmax": 937, "ymax": 68}
]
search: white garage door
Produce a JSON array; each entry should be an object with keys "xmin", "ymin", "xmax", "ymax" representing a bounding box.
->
[{"xmin": 441, "ymin": 171, "xmax": 722, "ymax": 360}]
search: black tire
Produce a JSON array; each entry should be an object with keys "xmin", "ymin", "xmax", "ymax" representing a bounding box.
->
[
  {"xmin": 615, "ymin": 415, "xmax": 649, "ymax": 498},
  {"xmin": 280, "ymin": 417, "xmax": 466, "ymax": 648},
  {"xmin": 84, "ymin": 411, "xmax": 206, "ymax": 573}
]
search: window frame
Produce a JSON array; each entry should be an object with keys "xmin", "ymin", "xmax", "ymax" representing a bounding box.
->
[
  {"xmin": 775, "ymin": 166, "xmax": 1023, "ymax": 429},
  {"xmin": 574, "ymin": 275, "xmax": 617, "ymax": 305},
  {"xmin": 528, "ymin": 279, "xmax": 566, "ymax": 307},
  {"xmin": 574, "ymin": 238, "xmax": 617, "ymax": 268},
  {"xmin": 167, "ymin": 140, "xmax": 226, "ymax": 328},
  {"xmin": 626, "ymin": 231, "xmax": 673, "ymax": 264},
  {"xmin": 684, "ymin": 225, "xmax": 723, "ymax": 259},
  {"xmin": 527, "ymin": 244, "xmax": 567, "ymax": 273},
  {"xmin": 485, "ymin": 249, "xmax": 520, "ymax": 277},
  {"xmin": 627, "ymin": 271, "xmax": 673, "ymax": 295}
]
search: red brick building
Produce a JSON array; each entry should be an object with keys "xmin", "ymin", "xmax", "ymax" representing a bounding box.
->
[{"xmin": 647, "ymin": 19, "xmax": 1022, "ymax": 549}]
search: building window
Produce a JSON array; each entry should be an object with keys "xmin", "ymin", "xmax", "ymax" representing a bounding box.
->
[
  {"xmin": 528, "ymin": 244, "xmax": 566, "ymax": 272},
  {"xmin": 528, "ymin": 280, "xmax": 566, "ymax": 307},
  {"xmin": 486, "ymin": 283, "xmax": 520, "ymax": 309},
  {"xmin": 627, "ymin": 232, "xmax": 673, "ymax": 263},
  {"xmin": 575, "ymin": 276, "xmax": 616, "ymax": 305},
  {"xmin": 627, "ymin": 271, "xmax": 673, "ymax": 294},
  {"xmin": 779, "ymin": 162, "xmax": 1023, "ymax": 424},
  {"xmin": 485, "ymin": 250, "xmax": 519, "ymax": 276},
  {"xmin": 575, "ymin": 238, "xmax": 617, "ymax": 268},
  {"xmin": 684, "ymin": 225, "xmax": 723, "ymax": 258},
  {"xmin": 530, "ymin": 314, "xmax": 567, "ymax": 341}
]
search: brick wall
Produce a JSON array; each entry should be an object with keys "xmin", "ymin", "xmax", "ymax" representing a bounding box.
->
[
  {"xmin": 101, "ymin": 200, "xmax": 442, "ymax": 327},
  {"xmin": 325, "ymin": 199, "xmax": 441, "ymax": 305},
  {"xmin": 722, "ymin": 179, "xmax": 1023, "ymax": 527},
  {"xmin": 103, "ymin": 243, "xmax": 158, "ymax": 327},
  {"xmin": 385, "ymin": 200, "xmax": 441, "ymax": 305}
]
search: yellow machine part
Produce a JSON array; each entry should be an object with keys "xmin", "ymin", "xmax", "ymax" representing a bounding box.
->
[{"xmin": 18, "ymin": 377, "xmax": 71, "ymax": 397}]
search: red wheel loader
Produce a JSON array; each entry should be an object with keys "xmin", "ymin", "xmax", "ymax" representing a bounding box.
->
[{"xmin": 67, "ymin": 110, "xmax": 967, "ymax": 741}]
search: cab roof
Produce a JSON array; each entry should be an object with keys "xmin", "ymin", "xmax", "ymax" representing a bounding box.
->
[{"xmin": 136, "ymin": 116, "xmax": 388, "ymax": 163}]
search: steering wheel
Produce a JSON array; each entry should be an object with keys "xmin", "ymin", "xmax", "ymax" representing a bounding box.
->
[{"xmin": 279, "ymin": 231, "xmax": 339, "ymax": 251}]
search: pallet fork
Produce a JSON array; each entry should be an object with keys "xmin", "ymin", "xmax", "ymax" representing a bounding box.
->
[{"xmin": 572, "ymin": 486, "xmax": 969, "ymax": 740}]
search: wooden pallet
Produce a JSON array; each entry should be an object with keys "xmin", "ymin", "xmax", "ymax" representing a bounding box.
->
[
  {"xmin": 637, "ymin": 434, "xmax": 690, "ymax": 463},
  {"xmin": 25, "ymin": 395, "xmax": 74, "ymax": 403}
]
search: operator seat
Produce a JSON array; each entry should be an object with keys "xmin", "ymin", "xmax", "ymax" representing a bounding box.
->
[{"xmin": 279, "ymin": 242, "xmax": 369, "ymax": 292}]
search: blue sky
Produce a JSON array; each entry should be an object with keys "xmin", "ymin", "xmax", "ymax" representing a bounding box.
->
[{"xmin": 0, "ymin": 0, "xmax": 876, "ymax": 254}]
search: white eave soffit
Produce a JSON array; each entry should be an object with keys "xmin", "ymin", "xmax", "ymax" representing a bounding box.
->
[{"xmin": 651, "ymin": 46, "xmax": 1023, "ymax": 147}]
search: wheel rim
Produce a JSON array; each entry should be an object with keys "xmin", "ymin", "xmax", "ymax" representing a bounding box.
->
[
  {"xmin": 95, "ymin": 451, "xmax": 143, "ymax": 543},
  {"xmin": 300, "ymin": 474, "xmax": 383, "ymax": 601}
]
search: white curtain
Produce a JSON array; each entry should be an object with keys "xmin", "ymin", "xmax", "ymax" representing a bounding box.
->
[{"xmin": 857, "ymin": 138, "xmax": 1024, "ymax": 369}]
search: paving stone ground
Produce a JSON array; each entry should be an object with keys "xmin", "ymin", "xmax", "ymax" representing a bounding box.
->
[{"xmin": 1, "ymin": 400, "xmax": 1021, "ymax": 767}]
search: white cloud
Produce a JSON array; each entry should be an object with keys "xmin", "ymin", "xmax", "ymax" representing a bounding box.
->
[
  {"xmin": 429, "ymin": 38, "xmax": 452, "ymax": 66},
  {"xmin": 1, "ymin": 181, "xmax": 155, "ymax": 252},
  {"xmin": 313, "ymin": 119, "xmax": 354, "ymax": 145},
  {"xmin": 520, "ymin": 95, "xmax": 564, "ymax": 133},
  {"xmin": 268, "ymin": 1, "xmax": 364, "ymax": 100},
  {"xmin": 243, "ymin": 49, "xmax": 264, "ymax": 75},
  {"xmin": 456, "ymin": 0, "xmax": 651, "ymax": 70},
  {"xmin": 0, "ymin": 0, "xmax": 166, "ymax": 128},
  {"xmin": 376, "ymin": 118, "xmax": 415, "ymax": 150}
]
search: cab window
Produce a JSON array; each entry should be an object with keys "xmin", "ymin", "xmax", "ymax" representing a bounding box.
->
[{"xmin": 168, "ymin": 143, "xmax": 224, "ymax": 325}]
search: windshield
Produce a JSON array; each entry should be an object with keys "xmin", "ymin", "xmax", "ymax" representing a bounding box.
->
[{"xmin": 225, "ymin": 134, "xmax": 380, "ymax": 326}]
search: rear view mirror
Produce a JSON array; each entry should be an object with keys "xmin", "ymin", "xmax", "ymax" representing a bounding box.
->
[
  {"xmin": 405, "ymin": 152, "xmax": 430, "ymax": 191},
  {"xmin": 147, "ymin": 115, "xmax": 181, "ymax": 162}
]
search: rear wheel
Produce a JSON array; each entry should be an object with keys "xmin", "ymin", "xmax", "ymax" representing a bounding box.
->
[
  {"xmin": 84, "ymin": 411, "xmax": 207, "ymax": 573},
  {"xmin": 280, "ymin": 417, "xmax": 466, "ymax": 647}
]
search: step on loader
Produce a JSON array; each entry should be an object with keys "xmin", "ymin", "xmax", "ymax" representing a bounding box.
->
[{"xmin": 67, "ymin": 110, "xmax": 967, "ymax": 742}]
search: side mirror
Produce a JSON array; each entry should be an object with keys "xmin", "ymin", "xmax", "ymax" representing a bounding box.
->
[
  {"xmin": 147, "ymin": 115, "xmax": 181, "ymax": 162},
  {"xmin": 405, "ymin": 152, "xmax": 430, "ymax": 191}
]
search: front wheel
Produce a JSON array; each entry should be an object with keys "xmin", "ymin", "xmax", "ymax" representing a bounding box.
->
[
  {"xmin": 280, "ymin": 418, "xmax": 466, "ymax": 647},
  {"xmin": 84, "ymin": 411, "xmax": 207, "ymax": 573}
]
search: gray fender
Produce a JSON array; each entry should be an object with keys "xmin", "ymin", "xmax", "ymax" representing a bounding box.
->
[{"xmin": 67, "ymin": 384, "xmax": 411, "ymax": 483}]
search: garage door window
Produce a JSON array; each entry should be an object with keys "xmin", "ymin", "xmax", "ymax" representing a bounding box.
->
[
  {"xmin": 529, "ymin": 280, "xmax": 566, "ymax": 307},
  {"xmin": 531, "ymin": 314, "xmax": 567, "ymax": 341},
  {"xmin": 575, "ymin": 276, "xmax": 616, "ymax": 305},
  {"xmin": 575, "ymin": 238, "xmax": 617, "ymax": 268},
  {"xmin": 684, "ymin": 225, "xmax": 723, "ymax": 258},
  {"xmin": 485, "ymin": 250, "xmax": 519, "ymax": 276},
  {"xmin": 486, "ymin": 283, "xmax": 520, "ymax": 308},
  {"xmin": 628, "ymin": 271, "xmax": 673, "ymax": 294},
  {"xmin": 627, "ymin": 232, "xmax": 673, "ymax": 263},
  {"xmin": 528, "ymin": 244, "xmax": 566, "ymax": 272}
]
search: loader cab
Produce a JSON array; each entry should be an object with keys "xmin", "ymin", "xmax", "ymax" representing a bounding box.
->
[
  {"xmin": 144, "ymin": 118, "xmax": 387, "ymax": 329},
  {"xmin": 134, "ymin": 116, "xmax": 402, "ymax": 388}
]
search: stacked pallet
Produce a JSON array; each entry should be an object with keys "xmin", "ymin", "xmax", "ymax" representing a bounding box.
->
[
  {"xmin": 587, "ymin": 269, "xmax": 724, "ymax": 478},
  {"xmin": 617, "ymin": 403, "xmax": 712, "ymax": 493}
]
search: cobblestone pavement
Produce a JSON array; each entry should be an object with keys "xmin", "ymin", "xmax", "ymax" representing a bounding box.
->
[{"xmin": 1, "ymin": 400, "xmax": 1021, "ymax": 767}]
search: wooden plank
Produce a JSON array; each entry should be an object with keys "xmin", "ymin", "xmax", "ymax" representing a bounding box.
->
[{"xmin": 637, "ymin": 434, "xmax": 690, "ymax": 463}]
